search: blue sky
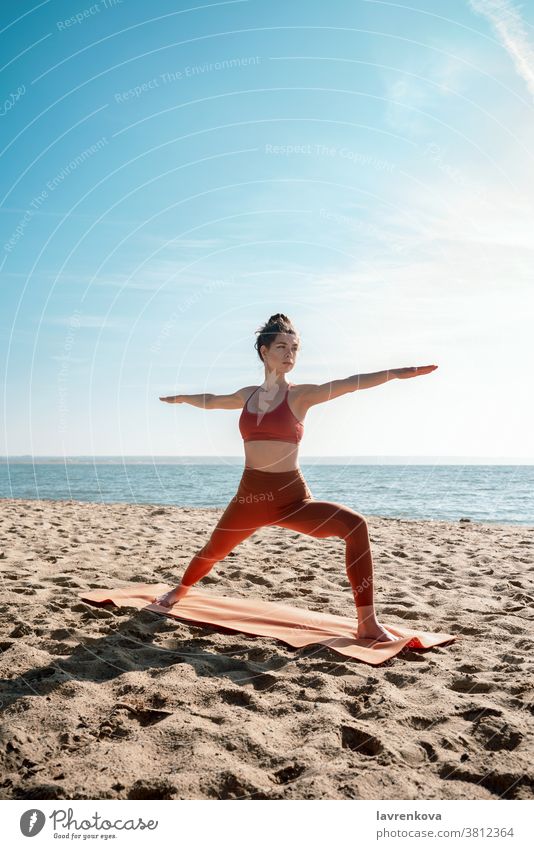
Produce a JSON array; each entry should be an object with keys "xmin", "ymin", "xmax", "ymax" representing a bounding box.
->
[{"xmin": 1, "ymin": 0, "xmax": 533, "ymax": 458}]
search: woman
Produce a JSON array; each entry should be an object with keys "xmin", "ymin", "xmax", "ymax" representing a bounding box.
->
[{"xmin": 155, "ymin": 313, "xmax": 437, "ymax": 643}]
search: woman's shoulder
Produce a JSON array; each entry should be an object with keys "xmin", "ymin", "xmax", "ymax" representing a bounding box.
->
[
  {"xmin": 236, "ymin": 385, "xmax": 259, "ymax": 405},
  {"xmin": 288, "ymin": 382, "xmax": 315, "ymax": 397}
]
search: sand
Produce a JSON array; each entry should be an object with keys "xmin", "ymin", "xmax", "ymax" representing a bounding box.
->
[{"xmin": 0, "ymin": 497, "xmax": 533, "ymax": 801}]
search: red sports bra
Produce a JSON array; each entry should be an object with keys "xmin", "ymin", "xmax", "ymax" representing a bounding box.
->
[{"xmin": 239, "ymin": 383, "xmax": 304, "ymax": 444}]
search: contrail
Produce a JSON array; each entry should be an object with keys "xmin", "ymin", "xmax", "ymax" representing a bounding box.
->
[{"xmin": 470, "ymin": 0, "xmax": 534, "ymax": 100}]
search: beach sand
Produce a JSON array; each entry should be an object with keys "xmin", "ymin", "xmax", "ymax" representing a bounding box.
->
[{"xmin": 0, "ymin": 497, "xmax": 533, "ymax": 801}]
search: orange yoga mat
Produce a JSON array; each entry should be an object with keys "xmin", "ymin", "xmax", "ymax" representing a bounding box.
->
[{"xmin": 79, "ymin": 583, "xmax": 457, "ymax": 666}]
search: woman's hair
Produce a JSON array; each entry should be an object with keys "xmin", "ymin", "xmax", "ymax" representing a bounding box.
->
[{"xmin": 254, "ymin": 313, "xmax": 299, "ymax": 362}]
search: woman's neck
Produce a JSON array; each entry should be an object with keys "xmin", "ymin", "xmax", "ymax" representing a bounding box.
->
[{"xmin": 261, "ymin": 374, "xmax": 288, "ymax": 390}]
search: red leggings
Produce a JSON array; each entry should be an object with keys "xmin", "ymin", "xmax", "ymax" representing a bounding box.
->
[{"xmin": 179, "ymin": 467, "xmax": 374, "ymax": 609}]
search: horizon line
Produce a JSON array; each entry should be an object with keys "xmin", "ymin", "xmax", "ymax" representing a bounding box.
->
[{"xmin": 2, "ymin": 454, "xmax": 533, "ymax": 464}]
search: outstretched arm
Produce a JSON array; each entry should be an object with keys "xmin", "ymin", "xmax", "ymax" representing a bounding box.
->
[
  {"xmin": 159, "ymin": 386, "xmax": 254, "ymax": 410},
  {"xmin": 298, "ymin": 365, "xmax": 438, "ymax": 409}
]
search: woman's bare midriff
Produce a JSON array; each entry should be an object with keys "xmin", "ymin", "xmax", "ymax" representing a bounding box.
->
[{"xmin": 243, "ymin": 440, "xmax": 300, "ymax": 472}]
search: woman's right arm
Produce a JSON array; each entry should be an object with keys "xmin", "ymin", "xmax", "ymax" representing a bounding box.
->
[
  {"xmin": 159, "ymin": 387, "xmax": 253, "ymax": 409},
  {"xmin": 159, "ymin": 393, "xmax": 212, "ymax": 407}
]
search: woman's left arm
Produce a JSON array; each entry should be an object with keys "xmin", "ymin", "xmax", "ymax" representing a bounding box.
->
[{"xmin": 298, "ymin": 365, "xmax": 438, "ymax": 408}]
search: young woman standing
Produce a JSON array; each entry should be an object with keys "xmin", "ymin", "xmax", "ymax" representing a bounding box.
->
[{"xmin": 155, "ymin": 313, "xmax": 437, "ymax": 643}]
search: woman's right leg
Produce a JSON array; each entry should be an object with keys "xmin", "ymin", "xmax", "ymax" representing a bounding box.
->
[
  {"xmin": 180, "ymin": 500, "xmax": 261, "ymax": 587},
  {"xmin": 155, "ymin": 494, "xmax": 262, "ymax": 606}
]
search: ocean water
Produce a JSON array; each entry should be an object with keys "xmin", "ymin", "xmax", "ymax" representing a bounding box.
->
[{"xmin": 1, "ymin": 459, "xmax": 532, "ymax": 526}]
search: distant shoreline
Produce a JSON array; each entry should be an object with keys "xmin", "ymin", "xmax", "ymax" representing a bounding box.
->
[{"xmin": 1, "ymin": 455, "xmax": 533, "ymax": 465}]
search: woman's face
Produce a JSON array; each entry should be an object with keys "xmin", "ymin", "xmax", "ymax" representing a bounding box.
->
[{"xmin": 261, "ymin": 332, "xmax": 300, "ymax": 373}]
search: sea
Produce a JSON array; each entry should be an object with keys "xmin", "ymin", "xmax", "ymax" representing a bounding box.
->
[{"xmin": 1, "ymin": 457, "xmax": 533, "ymax": 526}]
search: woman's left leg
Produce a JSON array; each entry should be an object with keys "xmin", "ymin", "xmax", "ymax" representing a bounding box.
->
[
  {"xmin": 273, "ymin": 498, "xmax": 396, "ymax": 641},
  {"xmin": 273, "ymin": 499, "xmax": 373, "ymax": 605}
]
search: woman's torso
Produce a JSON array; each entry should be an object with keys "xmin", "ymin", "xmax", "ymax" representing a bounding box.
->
[{"xmin": 240, "ymin": 383, "xmax": 306, "ymax": 472}]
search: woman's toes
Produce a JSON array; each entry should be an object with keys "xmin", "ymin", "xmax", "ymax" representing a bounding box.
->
[
  {"xmin": 155, "ymin": 594, "xmax": 173, "ymax": 607},
  {"xmin": 356, "ymin": 624, "xmax": 398, "ymax": 642},
  {"xmin": 373, "ymin": 627, "xmax": 397, "ymax": 642},
  {"xmin": 380, "ymin": 631, "xmax": 398, "ymax": 642},
  {"xmin": 152, "ymin": 585, "xmax": 190, "ymax": 609}
]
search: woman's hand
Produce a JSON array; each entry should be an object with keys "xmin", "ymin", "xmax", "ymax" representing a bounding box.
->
[
  {"xmin": 159, "ymin": 395, "xmax": 184, "ymax": 403},
  {"xmin": 390, "ymin": 365, "xmax": 438, "ymax": 379}
]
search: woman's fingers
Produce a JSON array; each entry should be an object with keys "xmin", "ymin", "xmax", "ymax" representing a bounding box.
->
[{"xmin": 394, "ymin": 365, "xmax": 438, "ymax": 379}]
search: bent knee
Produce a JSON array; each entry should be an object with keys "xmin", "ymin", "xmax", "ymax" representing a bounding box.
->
[{"xmin": 341, "ymin": 510, "xmax": 368, "ymax": 538}]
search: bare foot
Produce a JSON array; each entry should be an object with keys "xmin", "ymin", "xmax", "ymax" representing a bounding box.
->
[
  {"xmin": 356, "ymin": 621, "xmax": 398, "ymax": 643},
  {"xmin": 154, "ymin": 584, "xmax": 190, "ymax": 608}
]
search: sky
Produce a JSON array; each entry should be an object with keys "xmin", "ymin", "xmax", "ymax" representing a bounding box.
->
[{"xmin": 1, "ymin": 0, "xmax": 533, "ymax": 459}]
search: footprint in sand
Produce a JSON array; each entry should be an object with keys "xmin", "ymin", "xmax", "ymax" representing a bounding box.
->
[
  {"xmin": 273, "ymin": 763, "xmax": 306, "ymax": 785},
  {"xmin": 499, "ymin": 653, "xmax": 524, "ymax": 666},
  {"xmin": 384, "ymin": 671, "xmax": 420, "ymax": 688},
  {"xmin": 343, "ymin": 677, "xmax": 380, "ymax": 698},
  {"xmin": 48, "ymin": 576, "xmax": 84, "ymax": 588},
  {"xmin": 246, "ymin": 574, "xmax": 273, "ymax": 588},
  {"xmin": 458, "ymin": 705, "xmax": 502, "ymax": 722},
  {"xmin": 306, "ymin": 662, "xmax": 354, "ymax": 678},
  {"xmin": 419, "ymin": 740, "xmax": 438, "ymax": 762},
  {"xmin": 127, "ymin": 777, "xmax": 177, "ymax": 799},
  {"xmin": 9, "ymin": 622, "xmax": 34, "ymax": 637},
  {"xmin": 245, "ymin": 672, "xmax": 278, "ymax": 691},
  {"xmin": 471, "ymin": 716, "xmax": 523, "ymax": 751},
  {"xmin": 219, "ymin": 688, "xmax": 255, "ymax": 708},
  {"xmin": 381, "ymin": 607, "xmax": 421, "ymax": 620},
  {"xmin": 449, "ymin": 676, "xmax": 494, "ymax": 694},
  {"xmin": 397, "ymin": 741, "xmax": 428, "ymax": 765},
  {"xmin": 40, "ymin": 641, "xmax": 76, "ymax": 656},
  {"xmin": 406, "ymin": 715, "xmax": 444, "ymax": 730},
  {"xmin": 11, "ymin": 586, "xmax": 38, "ymax": 595},
  {"xmin": 212, "ymin": 770, "xmax": 270, "ymax": 801},
  {"xmin": 111, "ymin": 702, "xmax": 173, "ymax": 727},
  {"xmin": 340, "ymin": 725, "xmax": 384, "ymax": 756},
  {"xmin": 438, "ymin": 762, "xmax": 530, "ymax": 799},
  {"xmin": 446, "ymin": 622, "xmax": 480, "ymax": 636}
]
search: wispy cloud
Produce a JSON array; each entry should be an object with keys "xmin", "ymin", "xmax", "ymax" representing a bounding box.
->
[
  {"xmin": 384, "ymin": 77, "xmax": 429, "ymax": 136},
  {"xmin": 470, "ymin": 0, "xmax": 534, "ymax": 100},
  {"xmin": 383, "ymin": 53, "xmax": 473, "ymax": 135}
]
